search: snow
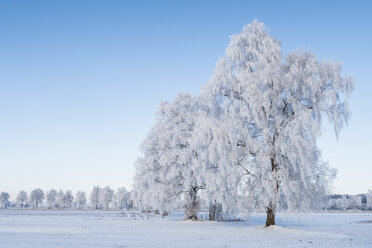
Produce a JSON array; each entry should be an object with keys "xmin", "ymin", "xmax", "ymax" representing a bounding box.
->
[{"xmin": 0, "ymin": 210, "xmax": 371, "ymax": 247}]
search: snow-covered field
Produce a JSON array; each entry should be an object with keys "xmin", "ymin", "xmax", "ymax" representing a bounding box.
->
[{"xmin": 0, "ymin": 209, "xmax": 371, "ymax": 248}]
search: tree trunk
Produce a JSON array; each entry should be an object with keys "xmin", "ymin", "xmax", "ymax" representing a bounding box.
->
[
  {"xmin": 184, "ymin": 187, "xmax": 200, "ymax": 221},
  {"xmin": 266, "ymin": 154, "xmax": 279, "ymax": 227},
  {"xmin": 265, "ymin": 205, "xmax": 276, "ymax": 226},
  {"xmin": 188, "ymin": 214, "xmax": 198, "ymax": 221},
  {"xmin": 209, "ymin": 202, "xmax": 216, "ymax": 221},
  {"xmin": 209, "ymin": 206, "xmax": 216, "ymax": 221}
]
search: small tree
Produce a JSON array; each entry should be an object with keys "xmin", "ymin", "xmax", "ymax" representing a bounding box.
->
[
  {"xmin": 366, "ymin": 190, "xmax": 372, "ymax": 210},
  {"xmin": 115, "ymin": 187, "xmax": 129, "ymax": 209},
  {"xmin": 90, "ymin": 186, "xmax": 101, "ymax": 209},
  {"xmin": 55, "ymin": 190, "xmax": 65, "ymax": 208},
  {"xmin": 64, "ymin": 190, "xmax": 74, "ymax": 209},
  {"xmin": 16, "ymin": 191, "xmax": 28, "ymax": 208},
  {"xmin": 46, "ymin": 189, "xmax": 57, "ymax": 208},
  {"xmin": 100, "ymin": 186, "xmax": 114, "ymax": 209},
  {"xmin": 75, "ymin": 191, "xmax": 87, "ymax": 209},
  {"xmin": 0, "ymin": 192, "xmax": 10, "ymax": 208},
  {"xmin": 30, "ymin": 189, "xmax": 44, "ymax": 208}
]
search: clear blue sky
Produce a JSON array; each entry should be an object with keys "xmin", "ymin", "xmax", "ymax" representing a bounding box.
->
[{"xmin": 1, "ymin": 0, "xmax": 371, "ymax": 198}]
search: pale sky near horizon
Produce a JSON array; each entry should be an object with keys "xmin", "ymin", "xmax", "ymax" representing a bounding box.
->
[{"xmin": 1, "ymin": 0, "xmax": 371, "ymax": 199}]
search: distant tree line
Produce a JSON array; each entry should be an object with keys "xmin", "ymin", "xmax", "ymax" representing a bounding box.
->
[
  {"xmin": 1, "ymin": 189, "xmax": 372, "ymax": 212},
  {"xmin": 326, "ymin": 192, "xmax": 372, "ymax": 211},
  {"xmin": 0, "ymin": 186, "xmax": 133, "ymax": 210}
]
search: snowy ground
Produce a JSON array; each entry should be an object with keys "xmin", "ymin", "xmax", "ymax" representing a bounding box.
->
[{"xmin": 0, "ymin": 209, "xmax": 371, "ymax": 248}]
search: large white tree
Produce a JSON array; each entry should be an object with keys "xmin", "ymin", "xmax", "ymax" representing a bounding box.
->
[
  {"xmin": 133, "ymin": 94, "xmax": 205, "ymax": 219},
  {"xmin": 16, "ymin": 190, "xmax": 28, "ymax": 208},
  {"xmin": 203, "ymin": 20, "xmax": 353, "ymax": 226},
  {"xmin": 30, "ymin": 189, "xmax": 44, "ymax": 208}
]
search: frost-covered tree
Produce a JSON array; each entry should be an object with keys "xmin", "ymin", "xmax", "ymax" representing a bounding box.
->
[
  {"xmin": 350, "ymin": 195, "xmax": 363, "ymax": 210},
  {"xmin": 366, "ymin": 190, "xmax": 372, "ymax": 210},
  {"xmin": 64, "ymin": 190, "xmax": 74, "ymax": 208},
  {"xmin": 0, "ymin": 192, "xmax": 10, "ymax": 208},
  {"xmin": 327, "ymin": 197, "xmax": 340, "ymax": 210},
  {"xmin": 16, "ymin": 190, "xmax": 28, "ymax": 208},
  {"xmin": 328, "ymin": 195, "xmax": 351, "ymax": 210},
  {"xmin": 203, "ymin": 20, "xmax": 353, "ymax": 226},
  {"xmin": 115, "ymin": 187, "xmax": 129, "ymax": 209},
  {"xmin": 53, "ymin": 190, "xmax": 73, "ymax": 208},
  {"xmin": 46, "ymin": 189, "xmax": 57, "ymax": 208},
  {"xmin": 75, "ymin": 191, "xmax": 87, "ymax": 209},
  {"xmin": 55, "ymin": 190, "xmax": 65, "ymax": 208},
  {"xmin": 100, "ymin": 186, "xmax": 114, "ymax": 209},
  {"xmin": 328, "ymin": 195, "xmax": 363, "ymax": 210},
  {"xmin": 30, "ymin": 189, "xmax": 44, "ymax": 208},
  {"xmin": 191, "ymin": 114, "xmax": 246, "ymax": 219},
  {"xmin": 133, "ymin": 94, "xmax": 205, "ymax": 219},
  {"xmin": 90, "ymin": 186, "xmax": 101, "ymax": 209}
]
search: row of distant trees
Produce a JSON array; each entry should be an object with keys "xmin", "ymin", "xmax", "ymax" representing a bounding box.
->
[
  {"xmin": 0, "ymin": 186, "xmax": 133, "ymax": 210},
  {"xmin": 2, "ymin": 188, "xmax": 372, "ymax": 213},
  {"xmin": 327, "ymin": 192, "xmax": 372, "ymax": 211}
]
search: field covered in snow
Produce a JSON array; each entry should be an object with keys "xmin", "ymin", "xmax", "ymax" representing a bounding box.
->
[{"xmin": 0, "ymin": 209, "xmax": 371, "ymax": 248}]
